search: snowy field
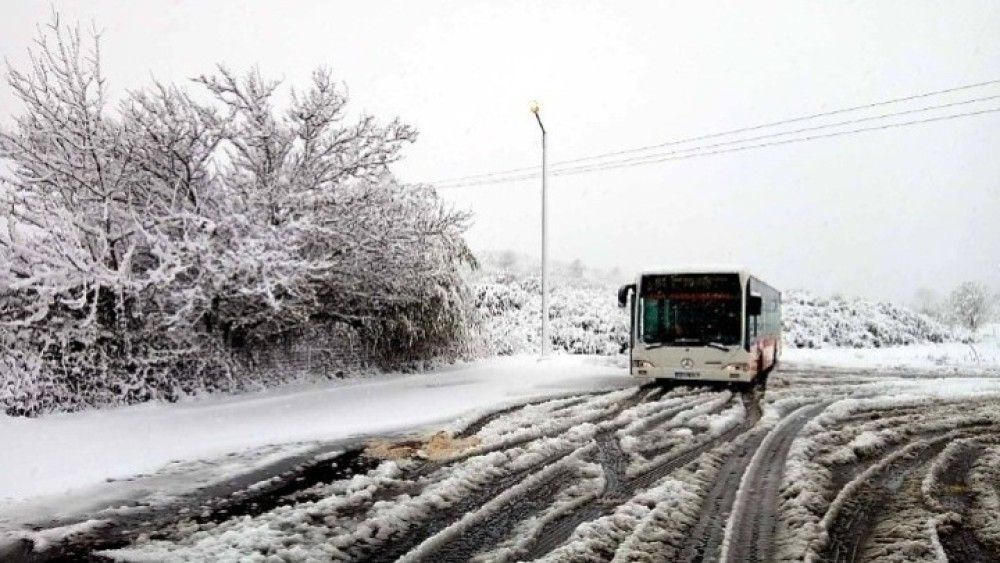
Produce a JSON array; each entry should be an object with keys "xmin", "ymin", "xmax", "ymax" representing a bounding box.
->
[
  {"xmin": 784, "ymin": 323, "xmax": 1000, "ymax": 373},
  {"xmin": 785, "ymin": 341, "xmax": 1000, "ymax": 373}
]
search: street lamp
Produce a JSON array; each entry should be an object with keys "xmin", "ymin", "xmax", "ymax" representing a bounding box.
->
[{"xmin": 530, "ymin": 100, "xmax": 548, "ymax": 358}]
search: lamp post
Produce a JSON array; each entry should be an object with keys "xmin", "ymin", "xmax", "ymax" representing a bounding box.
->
[{"xmin": 530, "ymin": 100, "xmax": 548, "ymax": 358}]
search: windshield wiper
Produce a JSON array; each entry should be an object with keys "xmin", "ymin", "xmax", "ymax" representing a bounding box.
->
[
  {"xmin": 705, "ymin": 341, "xmax": 730, "ymax": 352},
  {"xmin": 666, "ymin": 338, "xmax": 730, "ymax": 352}
]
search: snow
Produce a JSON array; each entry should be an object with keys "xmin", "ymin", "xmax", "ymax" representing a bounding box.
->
[
  {"xmin": 773, "ymin": 385, "xmax": 1000, "ymax": 561},
  {"xmin": 781, "ymin": 320, "xmax": 1000, "ymax": 374},
  {"xmin": 783, "ymin": 341, "xmax": 1000, "ymax": 372},
  {"xmin": 397, "ymin": 447, "xmax": 593, "ymax": 563},
  {"xmin": 926, "ymin": 515, "xmax": 950, "ymax": 563},
  {"xmin": 12, "ymin": 519, "xmax": 109, "ymax": 552},
  {"xmin": 25, "ymin": 354, "xmax": 998, "ymax": 560},
  {"xmin": 539, "ymin": 437, "xmax": 738, "ymax": 562},
  {"xmin": 3, "ymin": 289, "xmax": 1000, "ymax": 557},
  {"xmin": 968, "ymin": 446, "xmax": 1000, "ymax": 551},
  {"xmin": 719, "ymin": 402, "xmax": 820, "ymax": 562},
  {"xmin": 94, "ymin": 379, "xmax": 669, "ymax": 562},
  {"xmin": 0, "ymin": 355, "xmax": 632, "ymax": 536},
  {"xmin": 920, "ymin": 439, "xmax": 970, "ymax": 512},
  {"xmin": 470, "ymin": 461, "xmax": 605, "ymax": 562}
]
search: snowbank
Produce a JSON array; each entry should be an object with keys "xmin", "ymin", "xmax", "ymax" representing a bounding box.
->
[
  {"xmin": 783, "ymin": 341, "xmax": 1000, "ymax": 372},
  {"xmin": 0, "ymin": 355, "xmax": 632, "ymax": 532}
]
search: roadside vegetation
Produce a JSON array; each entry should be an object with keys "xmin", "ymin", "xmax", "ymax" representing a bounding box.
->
[
  {"xmin": 471, "ymin": 252, "xmax": 976, "ymax": 355},
  {"xmin": 0, "ymin": 18, "xmax": 473, "ymax": 415}
]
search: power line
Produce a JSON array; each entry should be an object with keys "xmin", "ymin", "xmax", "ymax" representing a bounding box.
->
[
  {"xmin": 512, "ymin": 93, "xmax": 1000, "ymax": 178},
  {"xmin": 436, "ymin": 106, "xmax": 1000, "ymax": 189},
  {"xmin": 555, "ymin": 106, "xmax": 1000, "ymax": 176},
  {"xmin": 429, "ymin": 77, "xmax": 1000, "ymax": 186}
]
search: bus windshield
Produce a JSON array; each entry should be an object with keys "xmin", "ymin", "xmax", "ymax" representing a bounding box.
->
[{"xmin": 640, "ymin": 273, "xmax": 742, "ymax": 346}]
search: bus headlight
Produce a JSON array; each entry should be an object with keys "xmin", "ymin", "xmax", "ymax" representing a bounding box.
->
[
  {"xmin": 633, "ymin": 360, "xmax": 655, "ymax": 368},
  {"xmin": 723, "ymin": 363, "xmax": 750, "ymax": 372}
]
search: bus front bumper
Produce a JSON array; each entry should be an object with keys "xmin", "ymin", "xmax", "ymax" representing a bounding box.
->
[{"xmin": 632, "ymin": 364, "xmax": 755, "ymax": 384}]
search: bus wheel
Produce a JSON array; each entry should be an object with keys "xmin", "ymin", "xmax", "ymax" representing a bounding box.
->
[{"xmin": 756, "ymin": 370, "xmax": 769, "ymax": 389}]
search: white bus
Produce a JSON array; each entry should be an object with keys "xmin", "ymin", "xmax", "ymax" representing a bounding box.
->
[{"xmin": 617, "ymin": 268, "xmax": 781, "ymax": 387}]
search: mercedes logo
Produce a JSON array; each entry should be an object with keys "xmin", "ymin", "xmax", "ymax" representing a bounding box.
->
[{"xmin": 680, "ymin": 358, "xmax": 695, "ymax": 369}]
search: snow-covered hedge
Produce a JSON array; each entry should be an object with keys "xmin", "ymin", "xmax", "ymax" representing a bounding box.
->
[
  {"xmin": 1, "ymin": 20, "xmax": 473, "ymax": 416},
  {"xmin": 473, "ymin": 275, "xmax": 626, "ymax": 356},
  {"xmin": 473, "ymin": 277, "xmax": 963, "ymax": 355},
  {"xmin": 782, "ymin": 290, "xmax": 961, "ymax": 349}
]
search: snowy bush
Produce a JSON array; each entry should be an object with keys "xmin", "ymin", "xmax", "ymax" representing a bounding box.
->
[
  {"xmin": 0, "ymin": 18, "xmax": 473, "ymax": 415},
  {"xmin": 782, "ymin": 290, "xmax": 962, "ymax": 349},
  {"xmin": 473, "ymin": 275, "xmax": 627, "ymax": 356}
]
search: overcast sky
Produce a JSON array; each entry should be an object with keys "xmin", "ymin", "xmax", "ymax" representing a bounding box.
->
[{"xmin": 2, "ymin": 1, "xmax": 998, "ymax": 303}]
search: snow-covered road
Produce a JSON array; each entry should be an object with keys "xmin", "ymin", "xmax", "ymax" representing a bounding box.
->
[
  {"xmin": 0, "ymin": 356, "xmax": 632, "ymax": 546},
  {"xmin": 3, "ymin": 355, "xmax": 1000, "ymax": 562}
]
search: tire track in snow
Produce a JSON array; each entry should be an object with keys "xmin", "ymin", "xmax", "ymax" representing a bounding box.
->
[
  {"xmin": 828, "ymin": 421, "xmax": 1000, "ymax": 496},
  {"xmin": 440, "ymin": 383, "xmax": 663, "ymax": 464},
  {"xmin": 470, "ymin": 426, "xmax": 641, "ymax": 562},
  {"xmin": 35, "ymin": 391, "xmax": 647, "ymax": 562},
  {"xmin": 627, "ymin": 391, "xmax": 729, "ymax": 436},
  {"xmin": 631, "ymin": 388, "xmax": 763, "ymax": 493},
  {"xmin": 521, "ymin": 389, "xmax": 763, "ymax": 561},
  {"xmin": 7, "ymin": 447, "xmax": 373, "ymax": 562},
  {"xmin": 454, "ymin": 388, "xmax": 619, "ymax": 439},
  {"xmin": 352, "ymin": 383, "xmax": 667, "ymax": 562},
  {"xmin": 397, "ymin": 450, "xmax": 588, "ymax": 563},
  {"xmin": 821, "ymin": 435, "xmax": 952, "ymax": 563},
  {"xmin": 355, "ymin": 448, "xmax": 576, "ymax": 563},
  {"xmin": 677, "ymin": 423, "xmax": 771, "ymax": 560},
  {"xmin": 636, "ymin": 392, "xmax": 738, "ymax": 461},
  {"xmin": 926, "ymin": 443, "xmax": 1000, "ymax": 563},
  {"xmin": 719, "ymin": 402, "xmax": 830, "ymax": 563}
]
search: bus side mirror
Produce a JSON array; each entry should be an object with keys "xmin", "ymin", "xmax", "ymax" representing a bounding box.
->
[
  {"xmin": 617, "ymin": 284, "xmax": 635, "ymax": 308},
  {"xmin": 748, "ymin": 295, "xmax": 762, "ymax": 316}
]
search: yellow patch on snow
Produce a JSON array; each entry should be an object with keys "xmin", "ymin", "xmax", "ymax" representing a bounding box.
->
[
  {"xmin": 942, "ymin": 483, "xmax": 969, "ymax": 495},
  {"xmin": 365, "ymin": 431, "xmax": 480, "ymax": 461}
]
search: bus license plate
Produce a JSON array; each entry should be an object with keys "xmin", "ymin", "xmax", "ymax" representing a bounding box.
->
[{"xmin": 674, "ymin": 371, "xmax": 700, "ymax": 379}]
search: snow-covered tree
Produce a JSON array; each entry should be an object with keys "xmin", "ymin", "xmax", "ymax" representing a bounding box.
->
[
  {"xmin": 947, "ymin": 281, "xmax": 993, "ymax": 331},
  {"xmin": 1, "ymin": 16, "xmax": 472, "ymax": 415}
]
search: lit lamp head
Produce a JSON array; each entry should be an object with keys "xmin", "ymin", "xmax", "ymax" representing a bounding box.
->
[{"xmin": 529, "ymin": 100, "xmax": 540, "ymax": 114}]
